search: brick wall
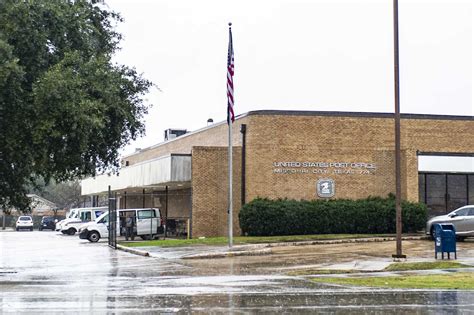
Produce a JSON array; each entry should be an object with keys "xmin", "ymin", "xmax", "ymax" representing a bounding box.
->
[
  {"xmin": 244, "ymin": 114, "xmax": 473, "ymax": 203},
  {"xmin": 191, "ymin": 146, "xmax": 241, "ymax": 237}
]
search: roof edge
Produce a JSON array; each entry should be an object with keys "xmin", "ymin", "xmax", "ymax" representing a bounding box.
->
[{"xmin": 246, "ymin": 110, "xmax": 473, "ymax": 121}]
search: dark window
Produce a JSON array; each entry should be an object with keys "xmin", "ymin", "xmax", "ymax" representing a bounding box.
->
[
  {"xmin": 81, "ymin": 211, "xmax": 92, "ymax": 222},
  {"xmin": 422, "ymin": 173, "xmax": 471, "ymax": 217},
  {"xmin": 418, "ymin": 174, "xmax": 425, "ymax": 203},
  {"xmin": 98, "ymin": 214, "xmax": 109, "ymax": 224},
  {"xmin": 469, "ymin": 175, "xmax": 474, "ymax": 204},
  {"xmin": 447, "ymin": 174, "xmax": 468, "ymax": 212},
  {"xmin": 426, "ymin": 174, "xmax": 447, "ymax": 216}
]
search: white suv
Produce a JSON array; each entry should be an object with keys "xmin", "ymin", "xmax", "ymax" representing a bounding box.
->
[{"xmin": 16, "ymin": 216, "xmax": 34, "ymax": 231}]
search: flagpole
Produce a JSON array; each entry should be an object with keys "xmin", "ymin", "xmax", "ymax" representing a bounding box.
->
[
  {"xmin": 228, "ymin": 114, "xmax": 233, "ymax": 248},
  {"xmin": 227, "ymin": 22, "xmax": 234, "ymax": 248}
]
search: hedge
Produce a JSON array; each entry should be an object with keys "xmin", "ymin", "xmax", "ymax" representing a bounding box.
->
[{"xmin": 239, "ymin": 196, "xmax": 427, "ymax": 236}]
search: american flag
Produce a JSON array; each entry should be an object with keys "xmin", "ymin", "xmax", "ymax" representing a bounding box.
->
[{"xmin": 227, "ymin": 23, "xmax": 235, "ymax": 124}]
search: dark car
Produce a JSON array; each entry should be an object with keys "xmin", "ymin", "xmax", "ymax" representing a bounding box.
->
[{"xmin": 39, "ymin": 216, "xmax": 57, "ymax": 231}]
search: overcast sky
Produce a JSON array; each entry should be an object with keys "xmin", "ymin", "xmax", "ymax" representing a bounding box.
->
[{"xmin": 106, "ymin": 0, "xmax": 473, "ymax": 155}]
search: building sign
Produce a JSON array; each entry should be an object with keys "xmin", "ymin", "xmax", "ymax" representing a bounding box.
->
[
  {"xmin": 272, "ymin": 161, "xmax": 376, "ymax": 175},
  {"xmin": 317, "ymin": 179, "xmax": 335, "ymax": 198}
]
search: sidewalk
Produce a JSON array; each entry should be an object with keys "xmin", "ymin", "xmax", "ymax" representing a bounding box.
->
[{"xmin": 117, "ymin": 235, "xmax": 444, "ymax": 259}]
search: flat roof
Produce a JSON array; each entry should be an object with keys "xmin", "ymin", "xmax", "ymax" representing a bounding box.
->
[{"xmin": 247, "ymin": 110, "xmax": 473, "ymax": 121}]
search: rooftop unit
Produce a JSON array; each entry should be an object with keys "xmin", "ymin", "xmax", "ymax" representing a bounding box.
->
[{"xmin": 164, "ymin": 129, "xmax": 187, "ymax": 141}]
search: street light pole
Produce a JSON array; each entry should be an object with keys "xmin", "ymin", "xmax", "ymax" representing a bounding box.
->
[{"xmin": 392, "ymin": 0, "xmax": 406, "ymax": 259}]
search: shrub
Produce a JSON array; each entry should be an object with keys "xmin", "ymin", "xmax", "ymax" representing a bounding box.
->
[{"xmin": 239, "ymin": 196, "xmax": 427, "ymax": 236}]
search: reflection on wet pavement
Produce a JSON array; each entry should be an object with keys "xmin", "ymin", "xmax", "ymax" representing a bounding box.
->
[{"xmin": 1, "ymin": 232, "xmax": 474, "ymax": 313}]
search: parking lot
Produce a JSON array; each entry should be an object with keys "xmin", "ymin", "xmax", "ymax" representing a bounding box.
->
[{"xmin": 1, "ymin": 230, "xmax": 474, "ymax": 313}]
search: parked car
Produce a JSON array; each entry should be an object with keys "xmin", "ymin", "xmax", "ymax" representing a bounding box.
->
[
  {"xmin": 39, "ymin": 216, "xmax": 57, "ymax": 231},
  {"xmin": 16, "ymin": 216, "xmax": 34, "ymax": 231},
  {"xmin": 426, "ymin": 205, "xmax": 474, "ymax": 240}
]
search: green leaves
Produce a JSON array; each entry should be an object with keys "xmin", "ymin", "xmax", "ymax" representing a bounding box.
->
[
  {"xmin": 0, "ymin": 1, "xmax": 152, "ymax": 211},
  {"xmin": 239, "ymin": 196, "xmax": 428, "ymax": 236}
]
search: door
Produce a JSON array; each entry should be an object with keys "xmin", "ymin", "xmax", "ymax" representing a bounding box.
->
[
  {"xmin": 97, "ymin": 213, "xmax": 109, "ymax": 237},
  {"xmin": 136, "ymin": 209, "xmax": 157, "ymax": 235},
  {"xmin": 451, "ymin": 207, "xmax": 470, "ymax": 233},
  {"xmin": 465, "ymin": 208, "xmax": 474, "ymax": 234}
]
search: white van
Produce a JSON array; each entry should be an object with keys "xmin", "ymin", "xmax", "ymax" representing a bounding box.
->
[
  {"xmin": 79, "ymin": 208, "xmax": 162, "ymax": 242},
  {"xmin": 57, "ymin": 207, "xmax": 108, "ymax": 235}
]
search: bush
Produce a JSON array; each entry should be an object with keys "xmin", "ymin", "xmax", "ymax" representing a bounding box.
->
[{"xmin": 239, "ymin": 196, "xmax": 427, "ymax": 236}]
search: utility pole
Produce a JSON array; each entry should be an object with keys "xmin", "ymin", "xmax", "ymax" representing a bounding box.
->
[{"xmin": 392, "ymin": 0, "xmax": 406, "ymax": 259}]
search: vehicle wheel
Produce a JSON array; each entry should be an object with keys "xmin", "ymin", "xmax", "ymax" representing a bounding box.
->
[
  {"xmin": 67, "ymin": 228, "xmax": 76, "ymax": 235},
  {"xmin": 16, "ymin": 227, "xmax": 19, "ymax": 231},
  {"xmin": 140, "ymin": 235, "xmax": 150, "ymax": 240},
  {"xmin": 88, "ymin": 231, "xmax": 100, "ymax": 243},
  {"xmin": 61, "ymin": 230, "xmax": 67, "ymax": 234}
]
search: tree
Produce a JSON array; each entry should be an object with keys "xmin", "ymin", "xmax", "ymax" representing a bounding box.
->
[
  {"xmin": 0, "ymin": 0, "xmax": 152, "ymax": 211},
  {"xmin": 28, "ymin": 178, "xmax": 83, "ymax": 210}
]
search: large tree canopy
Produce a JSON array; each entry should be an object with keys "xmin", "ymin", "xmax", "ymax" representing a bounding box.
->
[{"xmin": 0, "ymin": 0, "xmax": 152, "ymax": 211}]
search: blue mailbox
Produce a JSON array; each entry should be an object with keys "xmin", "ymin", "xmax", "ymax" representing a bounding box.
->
[{"xmin": 434, "ymin": 223, "xmax": 457, "ymax": 260}]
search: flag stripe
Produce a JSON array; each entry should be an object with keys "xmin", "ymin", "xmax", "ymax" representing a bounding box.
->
[{"xmin": 227, "ymin": 25, "xmax": 235, "ymax": 124}]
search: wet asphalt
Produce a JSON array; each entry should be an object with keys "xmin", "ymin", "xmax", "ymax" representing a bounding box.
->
[{"xmin": 1, "ymin": 231, "xmax": 474, "ymax": 313}]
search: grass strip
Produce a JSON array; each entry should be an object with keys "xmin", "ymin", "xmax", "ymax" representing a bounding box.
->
[
  {"xmin": 311, "ymin": 272, "xmax": 474, "ymax": 289},
  {"xmin": 384, "ymin": 261, "xmax": 471, "ymax": 272},
  {"xmin": 288, "ymin": 269, "xmax": 360, "ymax": 276},
  {"xmin": 120, "ymin": 234, "xmax": 394, "ymax": 248},
  {"xmin": 289, "ymin": 261, "xmax": 472, "ymax": 276}
]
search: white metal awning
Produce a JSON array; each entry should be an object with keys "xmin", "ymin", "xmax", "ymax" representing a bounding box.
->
[
  {"xmin": 81, "ymin": 154, "xmax": 191, "ymax": 195},
  {"xmin": 418, "ymin": 155, "xmax": 474, "ymax": 173}
]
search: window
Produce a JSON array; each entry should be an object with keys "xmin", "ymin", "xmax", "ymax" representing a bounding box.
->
[
  {"xmin": 138, "ymin": 210, "xmax": 155, "ymax": 219},
  {"xmin": 81, "ymin": 211, "xmax": 92, "ymax": 222},
  {"xmin": 98, "ymin": 214, "xmax": 109, "ymax": 224},
  {"xmin": 467, "ymin": 208, "xmax": 474, "ymax": 216},
  {"xmin": 454, "ymin": 208, "xmax": 469, "ymax": 216}
]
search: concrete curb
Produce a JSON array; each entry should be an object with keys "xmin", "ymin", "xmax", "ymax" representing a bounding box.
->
[
  {"xmin": 259, "ymin": 235, "xmax": 430, "ymax": 248},
  {"xmin": 181, "ymin": 248, "xmax": 272, "ymax": 260},
  {"xmin": 116, "ymin": 244, "xmax": 150, "ymax": 257}
]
